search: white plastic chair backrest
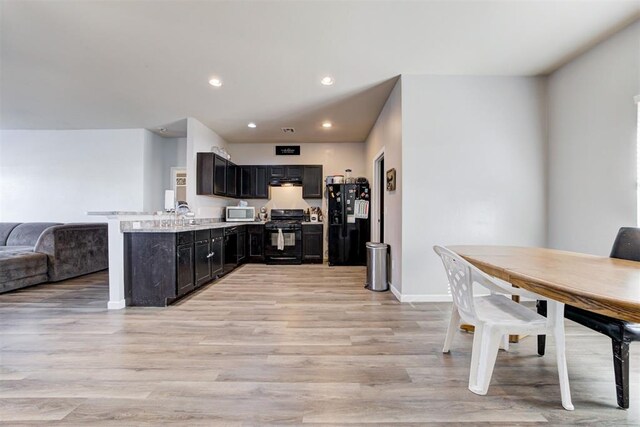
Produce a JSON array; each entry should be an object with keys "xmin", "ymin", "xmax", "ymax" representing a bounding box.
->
[{"xmin": 433, "ymin": 245, "xmax": 477, "ymax": 321}]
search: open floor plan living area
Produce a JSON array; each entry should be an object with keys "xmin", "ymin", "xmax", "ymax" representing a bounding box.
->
[{"xmin": 1, "ymin": 1, "xmax": 640, "ymax": 425}]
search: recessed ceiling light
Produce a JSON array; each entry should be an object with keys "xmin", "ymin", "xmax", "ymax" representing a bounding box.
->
[
  {"xmin": 158, "ymin": 127, "xmax": 167, "ymax": 133},
  {"xmin": 209, "ymin": 78, "xmax": 222, "ymax": 87},
  {"xmin": 247, "ymin": 122, "xmax": 257, "ymax": 128},
  {"xmin": 321, "ymin": 76, "xmax": 334, "ymax": 86},
  {"xmin": 322, "ymin": 121, "xmax": 332, "ymax": 128}
]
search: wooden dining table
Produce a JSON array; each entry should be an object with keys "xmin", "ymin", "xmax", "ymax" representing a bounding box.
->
[{"xmin": 447, "ymin": 245, "xmax": 640, "ymax": 323}]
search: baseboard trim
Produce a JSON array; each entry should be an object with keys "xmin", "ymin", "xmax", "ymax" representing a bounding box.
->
[
  {"xmin": 107, "ymin": 299, "xmax": 126, "ymax": 310},
  {"xmin": 389, "ymin": 283, "xmax": 401, "ymax": 301},
  {"xmin": 401, "ymin": 294, "xmax": 453, "ymax": 303}
]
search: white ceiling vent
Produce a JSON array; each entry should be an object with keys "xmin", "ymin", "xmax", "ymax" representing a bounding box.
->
[{"xmin": 281, "ymin": 127, "xmax": 295, "ymax": 134}]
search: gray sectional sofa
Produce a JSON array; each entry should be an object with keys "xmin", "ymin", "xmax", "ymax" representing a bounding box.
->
[{"xmin": 0, "ymin": 222, "xmax": 108, "ymax": 293}]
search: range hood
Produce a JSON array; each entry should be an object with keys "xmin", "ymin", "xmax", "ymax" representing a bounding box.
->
[{"xmin": 269, "ymin": 177, "xmax": 303, "ymax": 187}]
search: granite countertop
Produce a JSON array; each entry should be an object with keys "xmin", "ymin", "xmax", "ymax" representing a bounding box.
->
[
  {"xmin": 122, "ymin": 221, "xmax": 266, "ymax": 233},
  {"xmin": 302, "ymin": 222, "xmax": 324, "ymax": 226}
]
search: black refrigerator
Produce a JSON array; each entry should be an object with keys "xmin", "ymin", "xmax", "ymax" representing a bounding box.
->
[{"xmin": 327, "ymin": 183, "xmax": 370, "ymax": 266}]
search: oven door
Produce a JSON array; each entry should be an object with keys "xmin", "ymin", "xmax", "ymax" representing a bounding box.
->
[{"xmin": 264, "ymin": 228, "xmax": 302, "ymax": 264}]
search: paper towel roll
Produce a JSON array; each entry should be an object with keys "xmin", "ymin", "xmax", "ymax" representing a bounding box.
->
[{"xmin": 164, "ymin": 190, "xmax": 175, "ymax": 211}]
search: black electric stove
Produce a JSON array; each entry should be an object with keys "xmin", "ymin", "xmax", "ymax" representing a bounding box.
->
[{"xmin": 264, "ymin": 209, "xmax": 304, "ymax": 264}]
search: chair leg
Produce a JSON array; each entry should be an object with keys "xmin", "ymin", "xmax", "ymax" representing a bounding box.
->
[
  {"xmin": 612, "ymin": 338, "xmax": 630, "ymax": 409},
  {"xmin": 468, "ymin": 323, "xmax": 484, "ymax": 392},
  {"xmin": 442, "ymin": 305, "xmax": 460, "ymax": 353},
  {"xmin": 500, "ymin": 334, "xmax": 509, "ymax": 352},
  {"xmin": 469, "ymin": 326, "xmax": 501, "ymax": 396},
  {"xmin": 549, "ymin": 301, "xmax": 574, "ymax": 411},
  {"xmin": 537, "ymin": 300, "xmax": 547, "ymax": 356}
]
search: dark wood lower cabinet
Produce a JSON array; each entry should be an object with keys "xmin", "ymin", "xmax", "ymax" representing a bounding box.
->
[
  {"xmin": 125, "ymin": 225, "xmax": 265, "ymax": 307},
  {"xmin": 248, "ymin": 225, "xmax": 264, "ymax": 262},
  {"xmin": 302, "ymin": 224, "xmax": 324, "ymax": 263}
]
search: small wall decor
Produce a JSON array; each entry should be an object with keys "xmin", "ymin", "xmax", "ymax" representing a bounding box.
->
[
  {"xmin": 386, "ymin": 168, "xmax": 396, "ymax": 191},
  {"xmin": 275, "ymin": 145, "xmax": 300, "ymax": 155}
]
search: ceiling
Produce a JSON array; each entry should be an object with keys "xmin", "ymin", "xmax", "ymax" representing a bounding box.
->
[{"xmin": 1, "ymin": 1, "xmax": 638, "ymax": 143}]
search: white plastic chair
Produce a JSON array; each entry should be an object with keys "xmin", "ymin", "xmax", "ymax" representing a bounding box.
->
[{"xmin": 433, "ymin": 245, "xmax": 574, "ymax": 410}]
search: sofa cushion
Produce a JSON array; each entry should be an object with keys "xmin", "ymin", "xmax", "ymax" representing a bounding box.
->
[
  {"xmin": 0, "ymin": 246, "xmax": 33, "ymax": 253},
  {"xmin": 6, "ymin": 223, "xmax": 61, "ymax": 247},
  {"xmin": 0, "ymin": 223, "xmax": 21, "ymax": 246},
  {"xmin": 0, "ymin": 251, "xmax": 48, "ymax": 283}
]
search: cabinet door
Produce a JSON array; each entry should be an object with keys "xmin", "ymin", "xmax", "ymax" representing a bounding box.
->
[
  {"xmin": 253, "ymin": 166, "xmax": 269, "ymax": 199},
  {"xmin": 211, "ymin": 236, "xmax": 224, "ymax": 277},
  {"xmin": 227, "ymin": 162, "xmax": 238, "ymax": 198},
  {"xmin": 303, "ymin": 225, "xmax": 324, "ymax": 262},
  {"xmin": 176, "ymin": 243, "xmax": 195, "ymax": 295},
  {"xmin": 194, "ymin": 239, "xmax": 212, "ymax": 286},
  {"xmin": 240, "ymin": 166, "xmax": 253, "ymax": 198},
  {"xmin": 237, "ymin": 231, "xmax": 247, "ymax": 263},
  {"xmin": 248, "ymin": 228, "xmax": 264, "ymax": 262},
  {"xmin": 286, "ymin": 165, "xmax": 303, "ymax": 179},
  {"xmin": 196, "ymin": 153, "xmax": 214, "ymax": 195},
  {"xmin": 213, "ymin": 155, "xmax": 227, "ymax": 196},
  {"xmin": 303, "ymin": 165, "xmax": 323, "ymax": 199},
  {"xmin": 268, "ymin": 165, "xmax": 285, "ymax": 179}
]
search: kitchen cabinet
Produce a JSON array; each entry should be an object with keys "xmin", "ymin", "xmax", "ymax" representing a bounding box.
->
[
  {"xmin": 196, "ymin": 153, "xmax": 214, "ymax": 195},
  {"xmin": 226, "ymin": 161, "xmax": 238, "ymax": 198},
  {"xmin": 239, "ymin": 166, "xmax": 252, "ymax": 198},
  {"xmin": 247, "ymin": 225, "xmax": 264, "ymax": 262},
  {"xmin": 253, "ymin": 166, "xmax": 269, "ymax": 199},
  {"xmin": 124, "ymin": 231, "xmax": 194, "ymax": 306},
  {"xmin": 210, "ymin": 229, "xmax": 224, "ymax": 278},
  {"xmin": 268, "ymin": 165, "xmax": 286, "ymax": 179},
  {"xmin": 286, "ymin": 165, "xmax": 303, "ymax": 179},
  {"xmin": 177, "ymin": 242, "xmax": 195, "ymax": 295},
  {"xmin": 239, "ymin": 166, "xmax": 269, "ymax": 199},
  {"xmin": 213, "ymin": 155, "xmax": 227, "ymax": 196},
  {"xmin": 302, "ymin": 224, "xmax": 323, "ymax": 263},
  {"xmin": 237, "ymin": 228, "xmax": 247, "ymax": 263},
  {"xmin": 302, "ymin": 165, "xmax": 323, "ymax": 199}
]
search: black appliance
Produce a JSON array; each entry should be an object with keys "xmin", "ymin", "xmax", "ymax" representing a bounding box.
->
[
  {"xmin": 223, "ymin": 226, "xmax": 239, "ymax": 273},
  {"xmin": 327, "ymin": 183, "xmax": 370, "ymax": 266},
  {"xmin": 269, "ymin": 177, "xmax": 302, "ymax": 187},
  {"xmin": 264, "ymin": 209, "xmax": 303, "ymax": 264}
]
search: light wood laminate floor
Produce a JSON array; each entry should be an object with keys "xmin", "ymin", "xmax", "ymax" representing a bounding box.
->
[{"xmin": 0, "ymin": 264, "xmax": 638, "ymax": 425}]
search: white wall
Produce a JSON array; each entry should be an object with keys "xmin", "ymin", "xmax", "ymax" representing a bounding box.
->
[
  {"xmin": 547, "ymin": 21, "xmax": 640, "ymax": 255},
  {"xmin": 143, "ymin": 132, "xmax": 186, "ymax": 212},
  {"xmin": 0, "ymin": 129, "xmax": 148, "ymax": 222},
  {"xmin": 401, "ymin": 75, "xmax": 548, "ymax": 300},
  {"xmin": 186, "ymin": 117, "xmax": 232, "ymax": 218},
  {"xmin": 364, "ymin": 80, "xmax": 403, "ymax": 294}
]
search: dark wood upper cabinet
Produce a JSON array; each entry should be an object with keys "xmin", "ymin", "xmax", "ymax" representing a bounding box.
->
[
  {"xmin": 253, "ymin": 166, "xmax": 269, "ymax": 199},
  {"xmin": 239, "ymin": 166, "xmax": 252, "ymax": 198},
  {"xmin": 226, "ymin": 161, "xmax": 238, "ymax": 198},
  {"xmin": 197, "ymin": 153, "xmax": 322, "ymax": 201},
  {"xmin": 196, "ymin": 153, "xmax": 214, "ymax": 195},
  {"xmin": 213, "ymin": 155, "xmax": 227, "ymax": 196},
  {"xmin": 286, "ymin": 165, "xmax": 303, "ymax": 179},
  {"xmin": 268, "ymin": 165, "xmax": 286, "ymax": 179},
  {"xmin": 302, "ymin": 165, "xmax": 323, "ymax": 199}
]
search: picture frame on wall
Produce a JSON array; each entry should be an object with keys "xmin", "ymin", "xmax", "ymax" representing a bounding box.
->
[{"xmin": 386, "ymin": 168, "xmax": 396, "ymax": 191}]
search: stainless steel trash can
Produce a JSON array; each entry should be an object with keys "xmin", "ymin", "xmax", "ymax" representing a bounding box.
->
[{"xmin": 365, "ymin": 242, "xmax": 389, "ymax": 292}]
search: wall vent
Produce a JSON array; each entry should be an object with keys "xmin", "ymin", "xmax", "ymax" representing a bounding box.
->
[{"xmin": 281, "ymin": 127, "xmax": 295, "ymax": 134}]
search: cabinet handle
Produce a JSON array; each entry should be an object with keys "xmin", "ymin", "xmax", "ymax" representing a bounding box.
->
[{"xmin": 206, "ymin": 252, "xmax": 215, "ymax": 258}]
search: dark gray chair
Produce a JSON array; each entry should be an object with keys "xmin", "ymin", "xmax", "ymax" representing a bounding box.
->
[{"xmin": 537, "ymin": 227, "xmax": 640, "ymax": 409}]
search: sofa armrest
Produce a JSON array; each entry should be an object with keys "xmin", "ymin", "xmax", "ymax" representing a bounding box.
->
[{"xmin": 34, "ymin": 223, "xmax": 109, "ymax": 282}]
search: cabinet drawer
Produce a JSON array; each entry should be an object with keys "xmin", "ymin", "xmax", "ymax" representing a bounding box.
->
[
  {"xmin": 177, "ymin": 231, "xmax": 194, "ymax": 245},
  {"xmin": 195, "ymin": 229, "xmax": 210, "ymax": 242},
  {"xmin": 210, "ymin": 228, "xmax": 224, "ymax": 239}
]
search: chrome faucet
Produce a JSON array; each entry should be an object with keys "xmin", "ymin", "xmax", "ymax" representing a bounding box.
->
[{"xmin": 174, "ymin": 201, "xmax": 194, "ymax": 226}]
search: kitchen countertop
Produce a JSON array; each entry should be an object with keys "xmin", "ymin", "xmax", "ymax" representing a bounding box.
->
[
  {"xmin": 122, "ymin": 221, "xmax": 266, "ymax": 233},
  {"xmin": 302, "ymin": 222, "xmax": 324, "ymax": 226}
]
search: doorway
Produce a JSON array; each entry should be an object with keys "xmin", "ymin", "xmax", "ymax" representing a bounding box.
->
[{"xmin": 372, "ymin": 148, "xmax": 385, "ymax": 243}]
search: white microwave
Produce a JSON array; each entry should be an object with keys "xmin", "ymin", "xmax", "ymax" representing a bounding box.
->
[{"xmin": 225, "ymin": 206, "xmax": 255, "ymax": 222}]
